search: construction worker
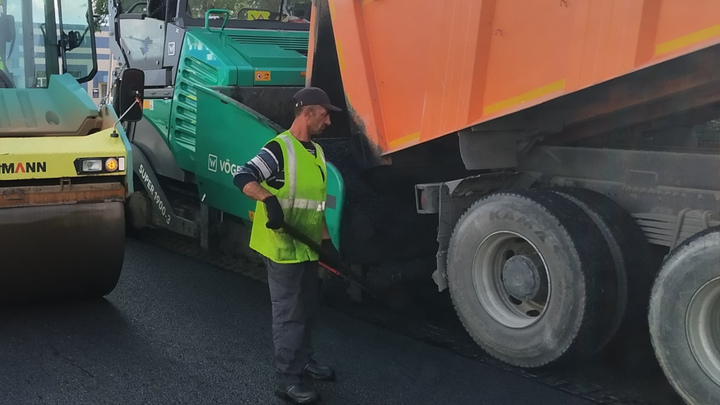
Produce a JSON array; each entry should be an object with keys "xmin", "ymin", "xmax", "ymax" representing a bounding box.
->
[{"xmin": 234, "ymin": 87, "xmax": 342, "ymax": 404}]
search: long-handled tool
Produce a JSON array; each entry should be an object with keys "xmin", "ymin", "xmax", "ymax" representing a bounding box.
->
[{"xmin": 280, "ymin": 222, "xmax": 394, "ymax": 306}]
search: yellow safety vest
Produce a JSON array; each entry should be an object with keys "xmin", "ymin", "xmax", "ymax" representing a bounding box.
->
[{"xmin": 249, "ymin": 131, "xmax": 328, "ymax": 263}]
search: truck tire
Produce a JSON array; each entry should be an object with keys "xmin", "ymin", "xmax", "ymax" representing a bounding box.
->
[
  {"xmin": 447, "ymin": 190, "xmax": 613, "ymax": 367},
  {"xmin": 551, "ymin": 187, "xmax": 653, "ymax": 346},
  {"xmin": 649, "ymin": 226, "xmax": 720, "ymax": 405}
]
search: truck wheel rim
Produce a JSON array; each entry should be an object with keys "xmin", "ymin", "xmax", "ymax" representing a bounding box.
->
[
  {"xmin": 473, "ymin": 231, "xmax": 551, "ymax": 329},
  {"xmin": 686, "ymin": 276, "xmax": 720, "ymax": 387}
]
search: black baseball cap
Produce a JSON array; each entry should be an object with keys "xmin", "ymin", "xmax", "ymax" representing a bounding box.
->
[{"xmin": 294, "ymin": 87, "xmax": 342, "ymax": 112}]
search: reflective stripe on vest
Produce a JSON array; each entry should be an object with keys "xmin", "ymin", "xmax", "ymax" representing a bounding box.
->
[
  {"xmin": 279, "ymin": 135, "xmax": 297, "ymax": 200},
  {"xmin": 278, "ymin": 198, "xmax": 326, "ymax": 211},
  {"xmin": 278, "ymin": 134, "xmax": 326, "ymax": 211},
  {"xmin": 249, "ymin": 132, "xmax": 328, "ymax": 264}
]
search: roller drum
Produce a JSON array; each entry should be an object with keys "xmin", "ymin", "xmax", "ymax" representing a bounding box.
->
[{"xmin": 0, "ymin": 202, "xmax": 125, "ymax": 305}]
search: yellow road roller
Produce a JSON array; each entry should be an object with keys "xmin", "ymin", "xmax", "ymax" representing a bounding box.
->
[{"xmin": 0, "ymin": 0, "xmax": 143, "ymax": 304}]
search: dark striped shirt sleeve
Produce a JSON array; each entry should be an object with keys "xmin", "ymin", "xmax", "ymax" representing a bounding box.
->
[{"xmin": 233, "ymin": 140, "xmax": 285, "ymax": 191}]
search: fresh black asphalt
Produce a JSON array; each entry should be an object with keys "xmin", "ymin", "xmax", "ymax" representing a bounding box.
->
[{"xmin": 0, "ymin": 238, "xmax": 593, "ymax": 405}]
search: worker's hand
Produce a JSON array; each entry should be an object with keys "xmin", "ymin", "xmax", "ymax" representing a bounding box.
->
[{"xmin": 263, "ymin": 195, "xmax": 284, "ymax": 229}]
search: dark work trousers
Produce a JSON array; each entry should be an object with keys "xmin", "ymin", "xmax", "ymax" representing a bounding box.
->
[{"xmin": 264, "ymin": 257, "xmax": 320, "ymax": 385}]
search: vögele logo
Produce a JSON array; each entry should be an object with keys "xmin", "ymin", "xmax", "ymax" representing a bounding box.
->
[{"xmin": 208, "ymin": 154, "xmax": 218, "ymax": 172}]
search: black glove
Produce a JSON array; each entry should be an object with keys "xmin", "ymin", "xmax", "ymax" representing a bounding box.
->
[{"xmin": 263, "ymin": 195, "xmax": 284, "ymax": 229}]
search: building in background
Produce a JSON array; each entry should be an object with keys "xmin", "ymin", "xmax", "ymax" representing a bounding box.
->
[
  {"xmin": 92, "ymin": 26, "xmax": 112, "ymax": 105},
  {"xmin": 2, "ymin": 23, "xmax": 111, "ymax": 106}
]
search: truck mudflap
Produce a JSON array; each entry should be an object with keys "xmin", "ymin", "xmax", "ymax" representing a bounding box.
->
[{"xmin": 0, "ymin": 202, "xmax": 125, "ymax": 305}]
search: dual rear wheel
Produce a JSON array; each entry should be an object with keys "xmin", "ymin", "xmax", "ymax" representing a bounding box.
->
[{"xmin": 447, "ymin": 188, "xmax": 651, "ymax": 367}]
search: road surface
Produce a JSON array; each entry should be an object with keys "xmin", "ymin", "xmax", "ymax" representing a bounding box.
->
[{"xmin": 0, "ymin": 238, "xmax": 594, "ymax": 405}]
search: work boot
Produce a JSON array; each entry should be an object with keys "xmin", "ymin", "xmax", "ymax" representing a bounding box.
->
[
  {"xmin": 304, "ymin": 361, "xmax": 336, "ymax": 381},
  {"xmin": 275, "ymin": 382, "xmax": 320, "ymax": 404}
]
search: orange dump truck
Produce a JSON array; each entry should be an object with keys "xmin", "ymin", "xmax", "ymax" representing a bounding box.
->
[{"xmin": 306, "ymin": 1, "xmax": 720, "ymax": 403}]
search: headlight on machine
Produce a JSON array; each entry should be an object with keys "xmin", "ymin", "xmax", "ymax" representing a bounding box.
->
[
  {"xmin": 82, "ymin": 159, "xmax": 103, "ymax": 172},
  {"xmin": 74, "ymin": 157, "xmax": 126, "ymax": 175}
]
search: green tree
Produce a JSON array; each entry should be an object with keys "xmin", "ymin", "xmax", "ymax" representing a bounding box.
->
[
  {"xmin": 93, "ymin": 0, "xmax": 109, "ymax": 16},
  {"xmin": 92, "ymin": 0, "xmax": 109, "ymax": 30}
]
